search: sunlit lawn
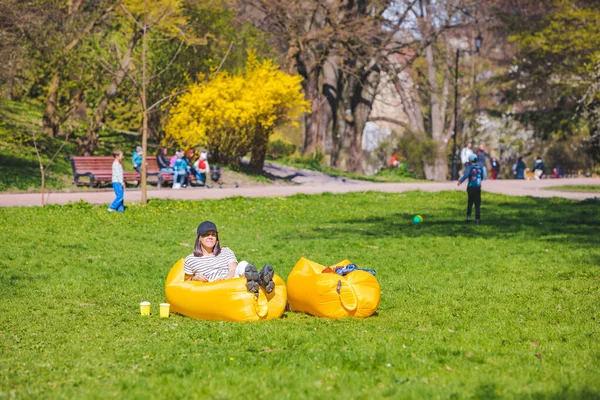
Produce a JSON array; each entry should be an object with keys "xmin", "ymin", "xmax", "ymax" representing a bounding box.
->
[
  {"xmin": 545, "ymin": 185, "xmax": 600, "ymax": 193},
  {"xmin": 1, "ymin": 191, "xmax": 599, "ymax": 399}
]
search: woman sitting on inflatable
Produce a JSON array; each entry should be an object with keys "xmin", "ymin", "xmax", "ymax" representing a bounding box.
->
[{"xmin": 184, "ymin": 221, "xmax": 275, "ymax": 294}]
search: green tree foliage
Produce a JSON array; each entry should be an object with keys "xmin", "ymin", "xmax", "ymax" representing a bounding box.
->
[
  {"xmin": 266, "ymin": 140, "xmax": 297, "ymax": 159},
  {"xmin": 500, "ymin": 0, "xmax": 600, "ymax": 138}
]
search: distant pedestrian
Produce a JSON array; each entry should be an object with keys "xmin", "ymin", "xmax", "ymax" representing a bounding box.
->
[
  {"xmin": 553, "ymin": 165, "xmax": 563, "ymax": 179},
  {"xmin": 109, "ymin": 149, "xmax": 125, "ymax": 212},
  {"xmin": 132, "ymin": 145, "xmax": 143, "ymax": 173},
  {"xmin": 457, "ymin": 154, "xmax": 483, "ymax": 224},
  {"xmin": 476, "ymin": 144, "xmax": 491, "ymax": 179},
  {"xmin": 514, "ymin": 157, "xmax": 526, "ymax": 179},
  {"xmin": 533, "ymin": 156, "xmax": 545, "ymax": 180},
  {"xmin": 490, "ymin": 157, "xmax": 500, "ymax": 180},
  {"xmin": 460, "ymin": 142, "xmax": 474, "ymax": 170}
]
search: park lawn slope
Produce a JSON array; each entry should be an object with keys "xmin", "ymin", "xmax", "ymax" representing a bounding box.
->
[
  {"xmin": 0, "ymin": 191, "xmax": 599, "ymax": 399},
  {"xmin": 0, "ymin": 99, "xmax": 142, "ymax": 192}
]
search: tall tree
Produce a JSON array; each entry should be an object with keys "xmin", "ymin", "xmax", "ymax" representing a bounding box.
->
[
  {"xmin": 239, "ymin": 0, "xmax": 425, "ymax": 172},
  {"xmin": 385, "ymin": 0, "xmax": 482, "ymax": 180},
  {"xmin": 496, "ymin": 0, "xmax": 600, "ymax": 138},
  {"xmin": 40, "ymin": 1, "xmax": 115, "ymax": 137},
  {"xmin": 118, "ymin": 0, "xmax": 194, "ymax": 205}
]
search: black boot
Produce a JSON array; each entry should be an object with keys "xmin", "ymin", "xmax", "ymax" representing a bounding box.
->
[
  {"xmin": 258, "ymin": 264, "xmax": 275, "ymax": 294},
  {"xmin": 244, "ymin": 264, "xmax": 259, "ymax": 296}
]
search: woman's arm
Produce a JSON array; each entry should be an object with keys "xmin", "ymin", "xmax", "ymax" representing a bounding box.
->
[
  {"xmin": 185, "ymin": 273, "xmax": 208, "ymax": 282},
  {"xmin": 227, "ymin": 261, "xmax": 238, "ymax": 278}
]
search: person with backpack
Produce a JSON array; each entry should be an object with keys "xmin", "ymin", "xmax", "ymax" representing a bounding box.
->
[{"xmin": 457, "ymin": 154, "xmax": 483, "ymax": 224}]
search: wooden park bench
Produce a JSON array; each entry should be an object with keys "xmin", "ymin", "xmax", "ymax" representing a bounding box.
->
[
  {"xmin": 69, "ymin": 155, "xmax": 208, "ymax": 188},
  {"xmin": 69, "ymin": 156, "xmax": 142, "ymax": 188},
  {"xmin": 145, "ymin": 156, "xmax": 176, "ymax": 187}
]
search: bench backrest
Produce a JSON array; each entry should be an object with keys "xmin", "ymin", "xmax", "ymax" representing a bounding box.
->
[
  {"xmin": 70, "ymin": 156, "xmax": 115, "ymax": 172},
  {"xmin": 146, "ymin": 156, "xmax": 161, "ymax": 172}
]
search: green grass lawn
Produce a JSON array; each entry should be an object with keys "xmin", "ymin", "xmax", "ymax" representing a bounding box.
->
[
  {"xmin": 545, "ymin": 185, "xmax": 600, "ymax": 193},
  {"xmin": 1, "ymin": 192, "xmax": 599, "ymax": 398}
]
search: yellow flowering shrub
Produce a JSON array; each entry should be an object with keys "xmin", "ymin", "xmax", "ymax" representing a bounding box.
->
[
  {"xmin": 121, "ymin": 0, "xmax": 187, "ymax": 36},
  {"xmin": 165, "ymin": 53, "xmax": 308, "ymax": 167}
]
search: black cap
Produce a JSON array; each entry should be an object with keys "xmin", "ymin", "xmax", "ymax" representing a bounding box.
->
[{"xmin": 197, "ymin": 221, "xmax": 218, "ymax": 235}]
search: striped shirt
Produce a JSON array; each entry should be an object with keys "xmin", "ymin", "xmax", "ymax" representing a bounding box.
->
[
  {"xmin": 112, "ymin": 160, "xmax": 124, "ymax": 184},
  {"xmin": 183, "ymin": 247, "xmax": 237, "ymax": 282}
]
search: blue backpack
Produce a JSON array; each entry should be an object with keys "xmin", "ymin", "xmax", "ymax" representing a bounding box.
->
[{"xmin": 468, "ymin": 165, "xmax": 482, "ymax": 187}]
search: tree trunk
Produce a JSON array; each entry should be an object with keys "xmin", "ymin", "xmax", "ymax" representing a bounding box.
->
[
  {"xmin": 348, "ymin": 68, "xmax": 379, "ymax": 173},
  {"xmin": 318, "ymin": 56, "xmax": 336, "ymax": 157},
  {"xmin": 250, "ymin": 126, "xmax": 269, "ymax": 173},
  {"xmin": 303, "ymin": 70, "xmax": 321, "ymax": 155},
  {"xmin": 421, "ymin": 44, "xmax": 451, "ymax": 180},
  {"xmin": 391, "ymin": 71, "xmax": 426, "ymax": 136},
  {"xmin": 423, "ymin": 143, "xmax": 448, "ymax": 181},
  {"xmin": 68, "ymin": 87, "xmax": 86, "ymax": 121},
  {"xmin": 331, "ymin": 64, "xmax": 356, "ymax": 170},
  {"xmin": 6, "ymin": 56, "xmax": 15, "ymax": 100},
  {"xmin": 42, "ymin": 72, "xmax": 60, "ymax": 137},
  {"xmin": 330, "ymin": 99, "xmax": 346, "ymax": 167}
]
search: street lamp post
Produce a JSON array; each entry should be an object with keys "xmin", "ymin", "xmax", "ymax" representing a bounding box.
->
[
  {"xmin": 452, "ymin": 48, "xmax": 460, "ymax": 181},
  {"xmin": 451, "ymin": 33, "xmax": 483, "ymax": 181}
]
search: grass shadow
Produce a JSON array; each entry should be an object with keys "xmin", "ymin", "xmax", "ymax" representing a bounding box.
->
[{"xmin": 293, "ymin": 195, "xmax": 600, "ymax": 249}]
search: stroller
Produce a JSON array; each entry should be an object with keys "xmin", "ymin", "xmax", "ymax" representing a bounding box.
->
[{"xmin": 210, "ymin": 166, "xmax": 222, "ymax": 186}]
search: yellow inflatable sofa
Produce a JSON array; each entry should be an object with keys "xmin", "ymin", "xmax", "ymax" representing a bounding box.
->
[
  {"xmin": 165, "ymin": 259, "xmax": 287, "ymax": 322},
  {"xmin": 287, "ymin": 258, "xmax": 380, "ymax": 319}
]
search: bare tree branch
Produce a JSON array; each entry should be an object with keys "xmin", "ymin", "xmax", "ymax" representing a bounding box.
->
[
  {"xmin": 119, "ymin": 2, "xmax": 143, "ymax": 30},
  {"xmin": 211, "ymin": 41, "xmax": 234, "ymax": 78},
  {"xmin": 147, "ymin": 88, "xmax": 189, "ymax": 112},
  {"xmin": 149, "ymin": 39, "xmax": 184, "ymax": 82}
]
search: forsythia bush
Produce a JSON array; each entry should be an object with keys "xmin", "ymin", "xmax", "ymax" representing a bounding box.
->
[{"xmin": 165, "ymin": 53, "xmax": 309, "ymax": 169}]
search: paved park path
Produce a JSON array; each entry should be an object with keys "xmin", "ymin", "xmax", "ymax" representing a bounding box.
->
[{"xmin": 0, "ymin": 161, "xmax": 598, "ymax": 207}]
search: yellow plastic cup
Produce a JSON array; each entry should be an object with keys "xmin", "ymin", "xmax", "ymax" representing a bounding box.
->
[
  {"xmin": 140, "ymin": 301, "xmax": 151, "ymax": 316},
  {"xmin": 160, "ymin": 303, "xmax": 170, "ymax": 318}
]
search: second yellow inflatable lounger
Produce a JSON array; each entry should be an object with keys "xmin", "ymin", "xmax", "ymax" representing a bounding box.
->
[
  {"xmin": 165, "ymin": 259, "xmax": 287, "ymax": 322},
  {"xmin": 287, "ymin": 257, "xmax": 380, "ymax": 319}
]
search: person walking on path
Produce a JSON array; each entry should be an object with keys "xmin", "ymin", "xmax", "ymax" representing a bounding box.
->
[
  {"xmin": 476, "ymin": 144, "xmax": 492, "ymax": 179},
  {"xmin": 514, "ymin": 157, "xmax": 526, "ymax": 179},
  {"xmin": 460, "ymin": 142, "xmax": 474, "ymax": 170},
  {"xmin": 533, "ymin": 156, "xmax": 546, "ymax": 180},
  {"xmin": 109, "ymin": 149, "xmax": 125, "ymax": 212},
  {"xmin": 490, "ymin": 157, "xmax": 500, "ymax": 180},
  {"xmin": 457, "ymin": 154, "xmax": 483, "ymax": 224}
]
